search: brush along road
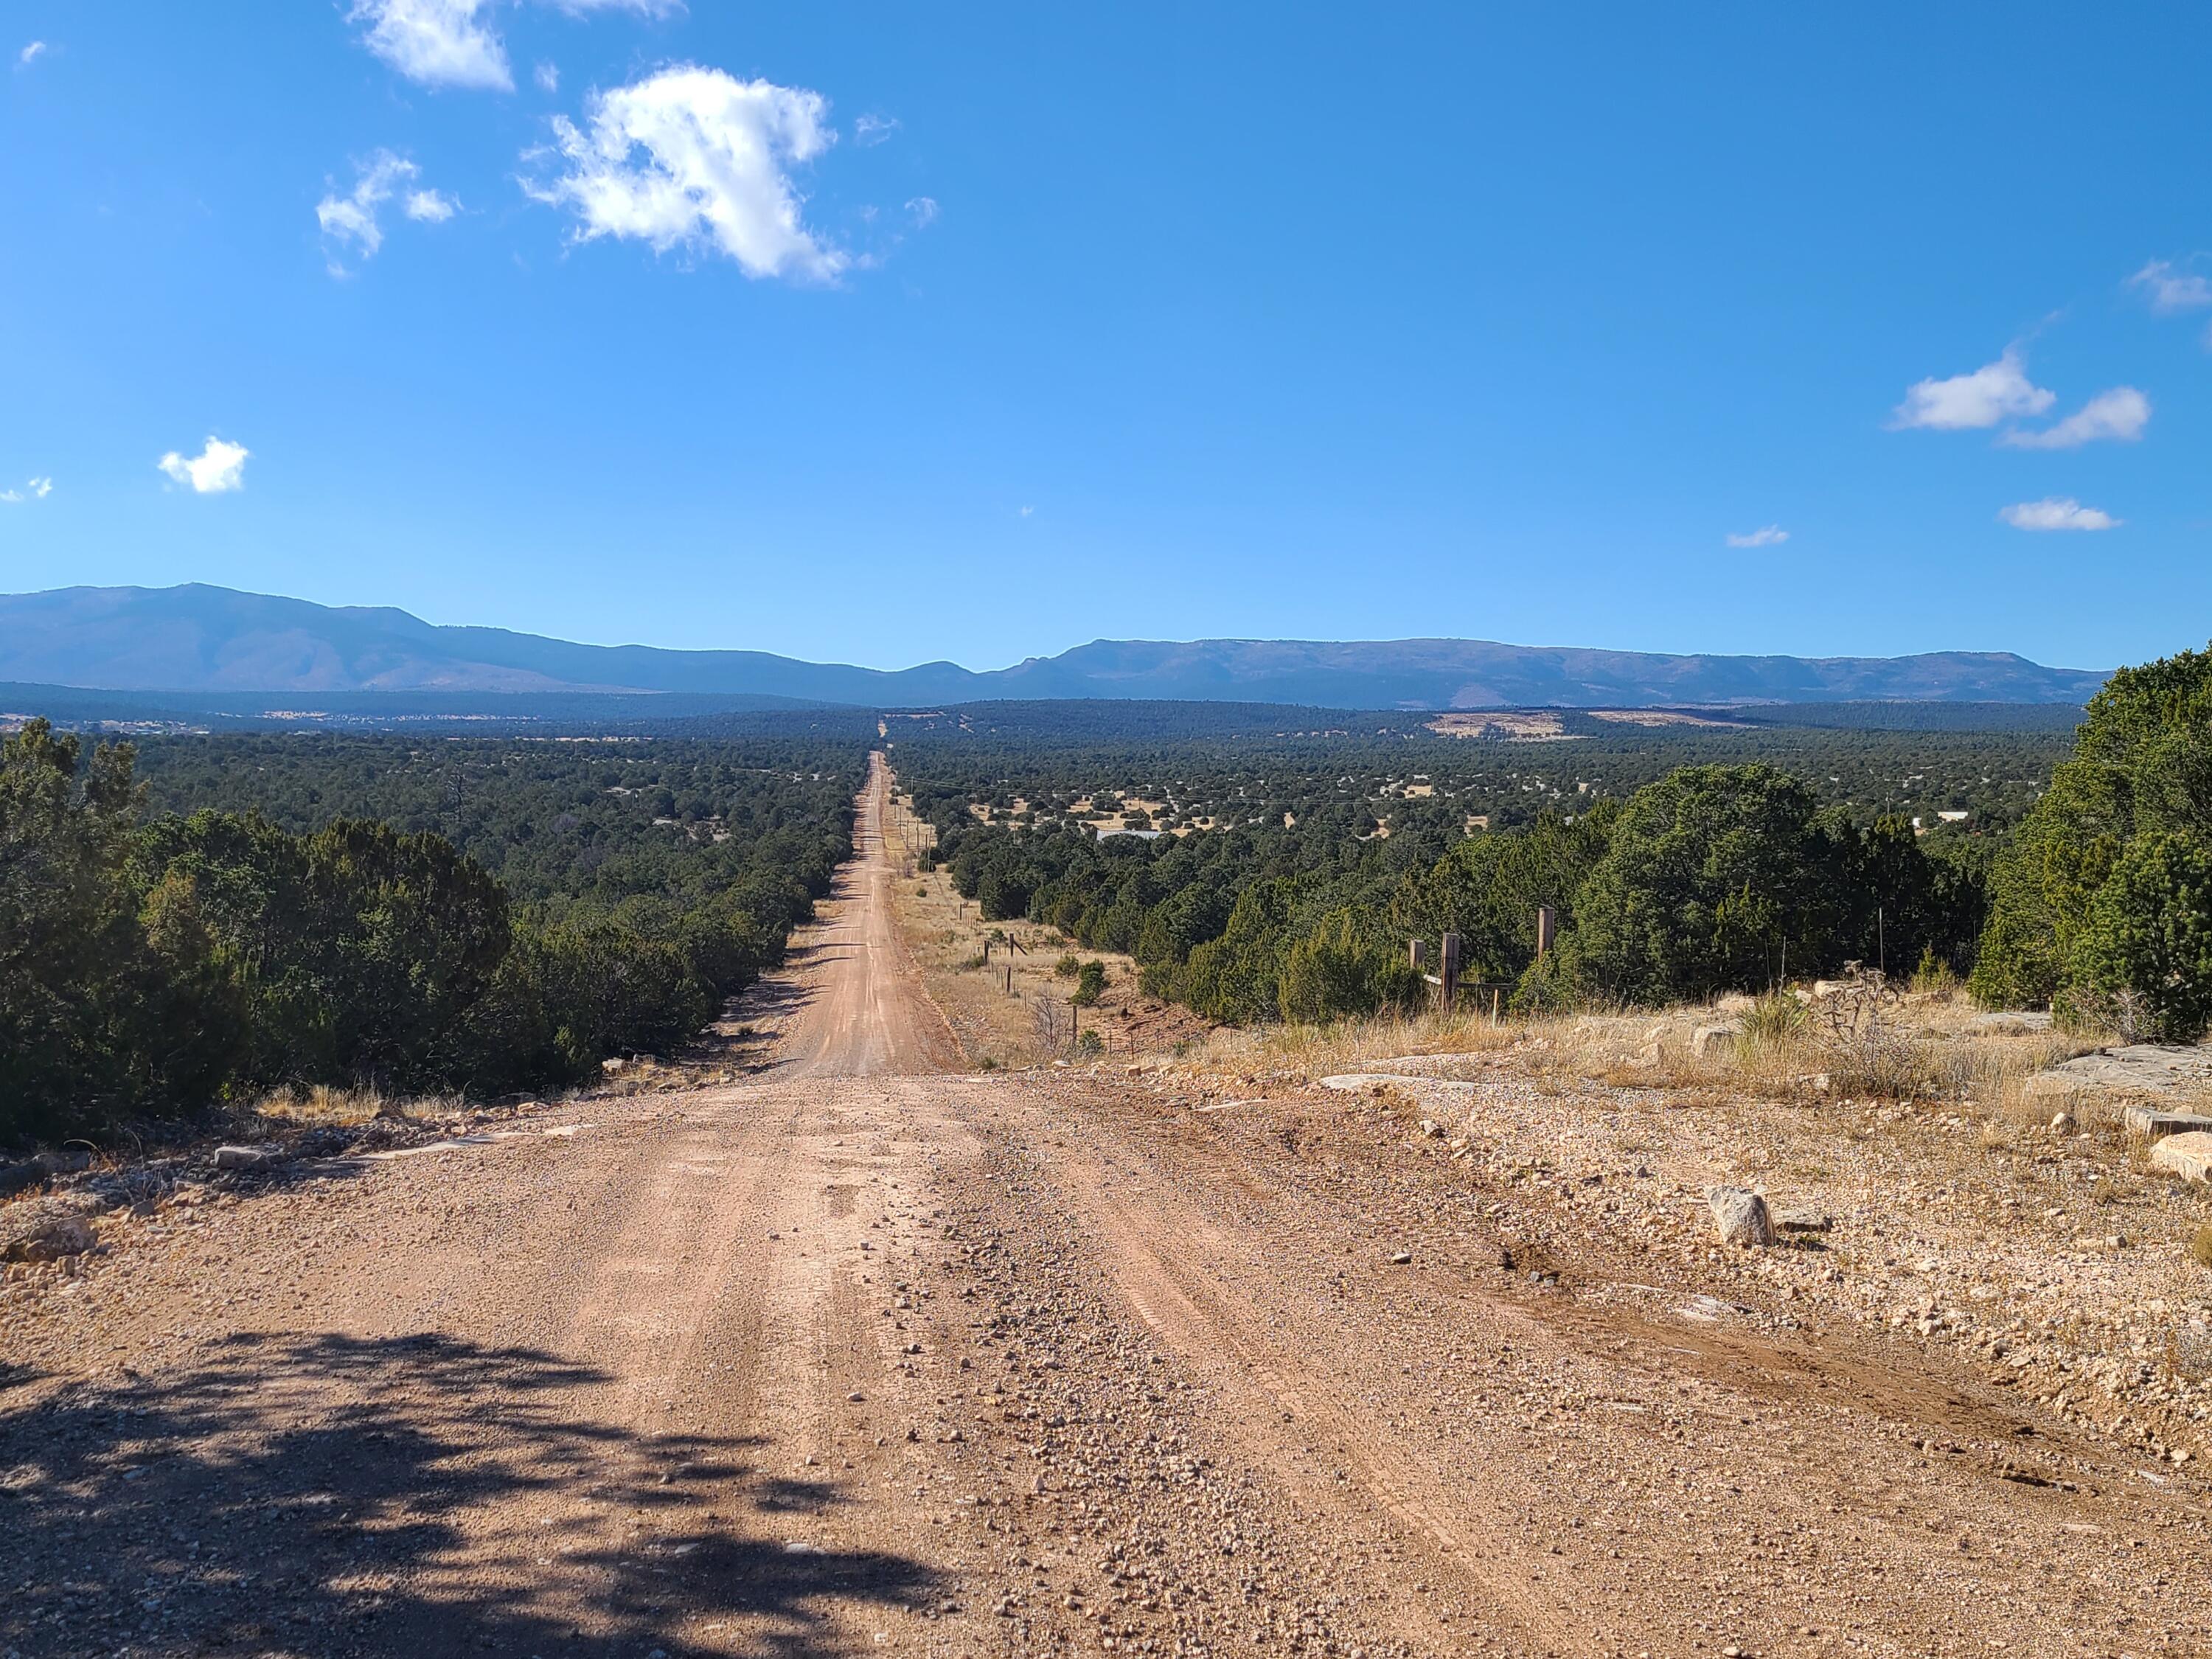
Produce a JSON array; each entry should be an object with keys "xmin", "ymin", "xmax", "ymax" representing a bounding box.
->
[{"xmin": 1, "ymin": 754, "xmax": 2202, "ymax": 1657}]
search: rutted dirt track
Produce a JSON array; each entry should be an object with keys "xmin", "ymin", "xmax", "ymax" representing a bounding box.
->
[{"xmin": 4, "ymin": 757, "xmax": 2207, "ymax": 1658}]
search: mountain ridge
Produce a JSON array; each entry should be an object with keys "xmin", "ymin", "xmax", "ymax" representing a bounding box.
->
[{"xmin": 0, "ymin": 584, "xmax": 2110, "ymax": 709}]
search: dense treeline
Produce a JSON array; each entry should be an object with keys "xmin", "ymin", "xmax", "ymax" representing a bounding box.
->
[
  {"xmin": 1973, "ymin": 647, "xmax": 2212, "ymax": 1039},
  {"xmin": 1, "ymin": 725, "xmax": 864, "ymax": 1142},
  {"xmin": 935, "ymin": 762, "xmax": 1991, "ymax": 1023}
]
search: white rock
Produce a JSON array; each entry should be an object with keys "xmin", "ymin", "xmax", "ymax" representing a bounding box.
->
[
  {"xmin": 1707, "ymin": 1186, "xmax": 1774, "ymax": 1248},
  {"xmin": 0, "ymin": 1199, "xmax": 96, "ymax": 1262},
  {"xmin": 1692, "ymin": 1023, "xmax": 1742, "ymax": 1058},
  {"xmin": 2150, "ymin": 1130, "xmax": 2212, "ymax": 1183}
]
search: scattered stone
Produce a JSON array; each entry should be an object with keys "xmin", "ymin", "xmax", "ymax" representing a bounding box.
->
[
  {"xmin": 1707, "ymin": 1186, "xmax": 1774, "ymax": 1248},
  {"xmin": 2024, "ymin": 1043, "xmax": 2212, "ymax": 1103},
  {"xmin": 1691, "ymin": 1022, "xmax": 1742, "ymax": 1058},
  {"xmin": 1775, "ymin": 1210, "xmax": 1833, "ymax": 1235},
  {"xmin": 2048, "ymin": 1112, "xmax": 2076, "ymax": 1134},
  {"xmin": 213, "ymin": 1144, "xmax": 285, "ymax": 1172},
  {"xmin": 0, "ymin": 1197, "xmax": 97, "ymax": 1262},
  {"xmin": 1388, "ymin": 1250, "xmax": 1413, "ymax": 1265},
  {"xmin": 2124, "ymin": 1105, "xmax": 2212, "ymax": 1142}
]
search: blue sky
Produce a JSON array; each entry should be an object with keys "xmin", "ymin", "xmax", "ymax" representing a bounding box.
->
[{"xmin": 1, "ymin": 4, "xmax": 2207, "ymax": 672}]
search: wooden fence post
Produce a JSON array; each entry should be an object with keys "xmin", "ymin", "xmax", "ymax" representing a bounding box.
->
[
  {"xmin": 1536, "ymin": 906, "xmax": 1557, "ymax": 960},
  {"xmin": 1440, "ymin": 931, "xmax": 1461, "ymax": 1012}
]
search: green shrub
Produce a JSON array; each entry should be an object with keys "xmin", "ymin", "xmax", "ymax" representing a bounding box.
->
[
  {"xmin": 1562, "ymin": 765, "xmax": 1844, "ymax": 1004},
  {"xmin": 1276, "ymin": 908, "xmax": 1423, "ymax": 1023},
  {"xmin": 2063, "ymin": 832, "xmax": 2212, "ymax": 1041},
  {"xmin": 1740, "ymin": 991, "xmax": 1808, "ymax": 1044},
  {"xmin": 1073, "ymin": 959, "xmax": 1108, "ymax": 1005}
]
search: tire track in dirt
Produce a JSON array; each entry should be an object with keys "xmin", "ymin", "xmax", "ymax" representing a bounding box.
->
[{"xmin": 1051, "ymin": 1144, "xmax": 1595, "ymax": 1655}]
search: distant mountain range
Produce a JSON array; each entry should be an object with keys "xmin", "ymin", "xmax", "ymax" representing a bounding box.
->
[{"xmin": 0, "ymin": 584, "xmax": 2110, "ymax": 710}]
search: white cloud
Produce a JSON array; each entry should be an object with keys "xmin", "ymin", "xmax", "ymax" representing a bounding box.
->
[
  {"xmin": 158, "ymin": 439, "xmax": 250, "ymax": 495},
  {"xmin": 905, "ymin": 195, "xmax": 939, "ymax": 229},
  {"xmin": 347, "ymin": 0, "xmax": 511, "ymax": 90},
  {"xmin": 318, "ymin": 152, "xmax": 455, "ymax": 272},
  {"xmin": 2129, "ymin": 259, "xmax": 2212, "ymax": 313},
  {"xmin": 1891, "ymin": 347, "xmax": 2055, "ymax": 431},
  {"xmin": 1999, "ymin": 386, "xmax": 2149, "ymax": 450},
  {"xmin": 18, "ymin": 41, "xmax": 46, "ymax": 66},
  {"xmin": 0, "ymin": 477, "xmax": 52, "ymax": 504},
  {"xmin": 1724, "ymin": 524, "xmax": 1788, "ymax": 549},
  {"xmin": 1999, "ymin": 496, "xmax": 2118, "ymax": 532},
  {"xmin": 540, "ymin": 0, "xmax": 683, "ymax": 12},
  {"xmin": 535, "ymin": 60, "xmax": 560, "ymax": 92},
  {"xmin": 524, "ymin": 65, "xmax": 846, "ymax": 282},
  {"xmin": 853, "ymin": 113, "xmax": 900, "ymax": 147}
]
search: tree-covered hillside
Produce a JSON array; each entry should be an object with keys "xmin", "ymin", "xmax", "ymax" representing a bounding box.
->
[{"xmin": 1, "ymin": 728, "xmax": 868, "ymax": 1142}]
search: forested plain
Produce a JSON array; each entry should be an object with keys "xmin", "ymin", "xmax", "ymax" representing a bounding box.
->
[
  {"xmin": 21, "ymin": 685, "xmax": 2199, "ymax": 1147},
  {"xmin": 905, "ymin": 668, "xmax": 2212, "ymax": 1040}
]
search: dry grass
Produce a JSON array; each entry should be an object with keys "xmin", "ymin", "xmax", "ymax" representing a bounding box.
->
[
  {"xmin": 2192, "ymin": 1223, "xmax": 2212, "ymax": 1271},
  {"xmin": 1179, "ymin": 987, "xmax": 2111, "ymax": 1113},
  {"xmin": 248, "ymin": 1084, "xmax": 413, "ymax": 1127},
  {"xmin": 1193, "ymin": 1007, "xmax": 1523, "ymax": 1078}
]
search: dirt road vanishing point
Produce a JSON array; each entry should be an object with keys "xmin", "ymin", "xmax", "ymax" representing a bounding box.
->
[{"xmin": 4, "ymin": 755, "xmax": 2205, "ymax": 1658}]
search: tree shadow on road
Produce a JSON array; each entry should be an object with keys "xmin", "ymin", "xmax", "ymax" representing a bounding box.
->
[{"xmin": 0, "ymin": 1330, "xmax": 941, "ymax": 1657}]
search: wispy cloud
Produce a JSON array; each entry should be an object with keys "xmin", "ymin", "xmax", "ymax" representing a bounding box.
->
[
  {"xmin": 2129, "ymin": 258, "xmax": 2212, "ymax": 313},
  {"xmin": 347, "ymin": 0, "xmax": 680, "ymax": 91},
  {"xmin": 1723, "ymin": 524, "xmax": 1788, "ymax": 549},
  {"xmin": 853, "ymin": 113, "xmax": 900, "ymax": 147},
  {"xmin": 524, "ymin": 65, "xmax": 846, "ymax": 282},
  {"xmin": 318, "ymin": 151, "xmax": 456, "ymax": 273},
  {"xmin": 535, "ymin": 60, "xmax": 560, "ymax": 92},
  {"xmin": 1999, "ymin": 496, "xmax": 2118, "ymax": 532},
  {"xmin": 1999, "ymin": 386, "xmax": 2149, "ymax": 450},
  {"xmin": 17, "ymin": 40, "xmax": 46, "ymax": 67},
  {"xmin": 1891, "ymin": 347, "xmax": 2055, "ymax": 431},
  {"xmin": 158, "ymin": 438, "xmax": 250, "ymax": 495},
  {"xmin": 0, "ymin": 476, "xmax": 52, "ymax": 504},
  {"xmin": 905, "ymin": 195, "xmax": 939, "ymax": 229}
]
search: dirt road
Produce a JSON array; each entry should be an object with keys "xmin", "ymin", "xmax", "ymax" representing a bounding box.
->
[{"xmin": 4, "ymin": 756, "xmax": 2205, "ymax": 1657}]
